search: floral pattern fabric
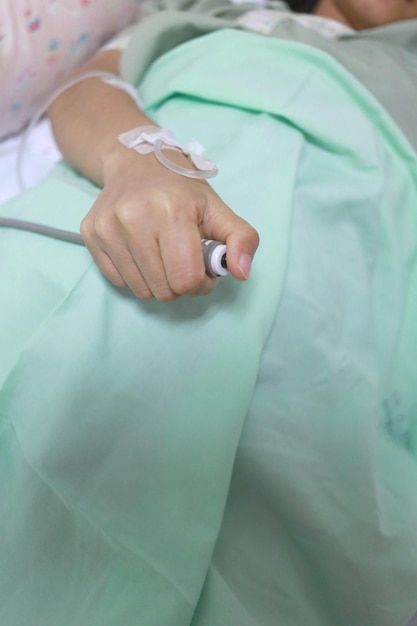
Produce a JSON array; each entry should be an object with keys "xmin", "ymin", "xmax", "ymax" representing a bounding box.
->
[{"xmin": 0, "ymin": 0, "xmax": 141, "ymax": 138}]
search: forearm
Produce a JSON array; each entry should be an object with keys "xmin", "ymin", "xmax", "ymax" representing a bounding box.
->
[
  {"xmin": 47, "ymin": 49, "xmax": 153, "ymax": 187},
  {"xmin": 47, "ymin": 47, "xmax": 259, "ymax": 300}
]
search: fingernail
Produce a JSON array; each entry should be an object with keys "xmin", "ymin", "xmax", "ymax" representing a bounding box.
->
[{"xmin": 238, "ymin": 253, "xmax": 252, "ymax": 279}]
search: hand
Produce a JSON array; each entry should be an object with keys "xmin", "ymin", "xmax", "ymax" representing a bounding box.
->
[{"xmin": 80, "ymin": 148, "xmax": 259, "ymax": 300}]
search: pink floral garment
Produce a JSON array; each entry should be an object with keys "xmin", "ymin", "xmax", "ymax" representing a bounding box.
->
[{"xmin": 0, "ymin": 0, "xmax": 141, "ymax": 138}]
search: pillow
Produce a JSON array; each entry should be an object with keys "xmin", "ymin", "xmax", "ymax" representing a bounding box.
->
[{"xmin": 0, "ymin": 0, "xmax": 141, "ymax": 139}]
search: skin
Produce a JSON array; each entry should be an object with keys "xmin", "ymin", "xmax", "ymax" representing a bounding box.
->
[
  {"xmin": 47, "ymin": 1, "xmax": 417, "ymax": 300},
  {"xmin": 313, "ymin": 0, "xmax": 417, "ymax": 30},
  {"xmin": 48, "ymin": 51, "xmax": 258, "ymax": 301}
]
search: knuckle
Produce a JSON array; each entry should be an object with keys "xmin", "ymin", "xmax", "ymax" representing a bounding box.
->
[
  {"xmin": 107, "ymin": 272, "xmax": 127, "ymax": 288},
  {"xmin": 79, "ymin": 215, "xmax": 94, "ymax": 244},
  {"xmin": 170, "ymin": 266, "xmax": 206, "ymax": 296},
  {"xmin": 147, "ymin": 278, "xmax": 179, "ymax": 302},
  {"xmin": 136, "ymin": 289, "xmax": 155, "ymax": 300},
  {"xmin": 130, "ymin": 281, "xmax": 154, "ymax": 300},
  {"xmin": 115, "ymin": 200, "xmax": 140, "ymax": 230},
  {"xmin": 251, "ymin": 227, "xmax": 260, "ymax": 250},
  {"xmin": 243, "ymin": 221, "xmax": 259, "ymax": 242},
  {"xmin": 156, "ymin": 289, "xmax": 179, "ymax": 303},
  {"xmin": 93, "ymin": 215, "xmax": 116, "ymax": 244},
  {"xmin": 239, "ymin": 223, "xmax": 260, "ymax": 254}
]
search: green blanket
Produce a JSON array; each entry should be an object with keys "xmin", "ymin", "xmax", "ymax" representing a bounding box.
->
[{"xmin": 1, "ymin": 30, "xmax": 417, "ymax": 626}]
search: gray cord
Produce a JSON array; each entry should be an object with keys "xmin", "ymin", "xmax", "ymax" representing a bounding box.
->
[
  {"xmin": 11, "ymin": 72, "xmax": 143, "ymax": 245},
  {"xmin": 0, "ymin": 217, "xmax": 84, "ymax": 245},
  {"xmin": 0, "ymin": 218, "xmax": 229, "ymax": 276}
]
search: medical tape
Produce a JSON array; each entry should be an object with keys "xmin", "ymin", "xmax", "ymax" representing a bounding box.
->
[
  {"xmin": 3, "ymin": 72, "xmax": 225, "ymax": 275},
  {"xmin": 118, "ymin": 126, "xmax": 218, "ymax": 180}
]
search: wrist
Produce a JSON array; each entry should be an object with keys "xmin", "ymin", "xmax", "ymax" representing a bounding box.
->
[
  {"xmin": 118, "ymin": 126, "xmax": 218, "ymax": 180},
  {"xmin": 101, "ymin": 135, "xmax": 197, "ymax": 186}
]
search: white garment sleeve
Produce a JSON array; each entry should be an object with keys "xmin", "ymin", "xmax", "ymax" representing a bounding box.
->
[{"xmin": 100, "ymin": 24, "xmax": 137, "ymax": 52}]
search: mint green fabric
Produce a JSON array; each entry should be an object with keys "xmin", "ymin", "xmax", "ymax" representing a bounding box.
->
[
  {"xmin": 120, "ymin": 0, "xmax": 417, "ymax": 151},
  {"xmin": 1, "ymin": 30, "xmax": 417, "ymax": 626}
]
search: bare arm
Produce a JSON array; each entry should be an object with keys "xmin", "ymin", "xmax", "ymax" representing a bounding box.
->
[
  {"xmin": 47, "ymin": 50, "xmax": 150, "ymax": 185},
  {"xmin": 47, "ymin": 50, "xmax": 259, "ymax": 301}
]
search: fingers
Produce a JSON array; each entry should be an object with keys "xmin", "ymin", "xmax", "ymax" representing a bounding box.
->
[
  {"xmin": 123, "ymin": 225, "xmax": 216, "ymax": 300},
  {"xmin": 81, "ymin": 209, "xmax": 171, "ymax": 300},
  {"xmin": 81, "ymin": 194, "xmax": 217, "ymax": 300},
  {"xmin": 157, "ymin": 220, "xmax": 217, "ymax": 296},
  {"xmin": 80, "ymin": 179, "xmax": 259, "ymax": 300},
  {"xmin": 201, "ymin": 196, "xmax": 260, "ymax": 281}
]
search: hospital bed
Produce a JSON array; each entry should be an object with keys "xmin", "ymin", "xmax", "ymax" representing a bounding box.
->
[{"xmin": 1, "ymin": 30, "xmax": 417, "ymax": 626}]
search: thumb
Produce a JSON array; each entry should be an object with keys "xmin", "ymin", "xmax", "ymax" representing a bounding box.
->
[{"xmin": 202, "ymin": 197, "xmax": 259, "ymax": 281}]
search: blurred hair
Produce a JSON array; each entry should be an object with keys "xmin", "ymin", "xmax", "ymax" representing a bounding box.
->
[{"xmin": 287, "ymin": 0, "xmax": 318, "ymax": 13}]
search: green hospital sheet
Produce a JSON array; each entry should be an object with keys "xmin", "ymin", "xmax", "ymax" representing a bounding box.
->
[{"xmin": 0, "ymin": 30, "xmax": 417, "ymax": 626}]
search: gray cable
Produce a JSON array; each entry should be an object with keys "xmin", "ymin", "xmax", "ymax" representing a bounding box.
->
[
  {"xmin": 0, "ymin": 216, "xmax": 84, "ymax": 245},
  {"xmin": 0, "ymin": 217, "xmax": 228, "ymax": 276}
]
